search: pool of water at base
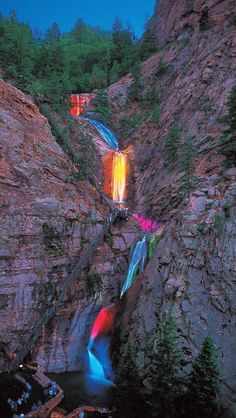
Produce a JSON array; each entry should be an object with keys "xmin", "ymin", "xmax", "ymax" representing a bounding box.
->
[{"xmin": 47, "ymin": 372, "xmax": 114, "ymax": 413}]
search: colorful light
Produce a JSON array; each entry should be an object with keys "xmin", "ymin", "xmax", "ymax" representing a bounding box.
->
[
  {"xmin": 133, "ymin": 214, "xmax": 162, "ymax": 233},
  {"xmin": 70, "ymin": 94, "xmax": 92, "ymax": 117},
  {"xmin": 90, "ymin": 306, "xmax": 117, "ymax": 342},
  {"xmin": 112, "ymin": 152, "xmax": 128, "ymax": 203}
]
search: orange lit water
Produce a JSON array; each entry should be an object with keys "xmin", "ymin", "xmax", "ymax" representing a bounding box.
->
[{"xmin": 112, "ymin": 152, "xmax": 128, "ymax": 203}]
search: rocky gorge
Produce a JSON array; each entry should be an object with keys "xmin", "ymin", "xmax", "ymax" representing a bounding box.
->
[{"xmin": 0, "ymin": 0, "xmax": 236, "ymax": 416}]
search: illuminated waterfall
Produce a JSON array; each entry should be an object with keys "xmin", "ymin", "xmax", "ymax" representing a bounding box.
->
[
  {"xmin": 87, "ymin": 306, "xmax": 116, "ymax": 384},
  {"xmin": 112, "ymin": 152, "xmax": 127, "ymax": 203},
  {"xmin": 120, "ymin": 235, "xmax": 147, "ymax": 298}
]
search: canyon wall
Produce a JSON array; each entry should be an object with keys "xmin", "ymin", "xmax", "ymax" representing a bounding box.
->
[
  {"xmin": 108, "ymin": 0, "xmax": 236, "ymax": 412},
  {"xmin": 0, "ymin": 81, "xmax": 105, "ymax": 371}
]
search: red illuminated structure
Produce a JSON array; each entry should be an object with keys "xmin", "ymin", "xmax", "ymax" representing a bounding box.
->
[{"xmin": 70, "ymin": 94, "xmax": 95, "ymax": 117}]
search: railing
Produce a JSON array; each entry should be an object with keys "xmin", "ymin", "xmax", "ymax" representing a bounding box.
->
[{"xmin": 9, "ymin": 208, "xmax": 119, "ymax": 372}]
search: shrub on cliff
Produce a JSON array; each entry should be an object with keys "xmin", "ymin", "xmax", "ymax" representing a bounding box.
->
[
  {"xmin": 165, "ymin": 122, "xmax": 181, "ymax": 167},
  {"xmin": 113, "ymin": 342, "xmax": 143, "ymax": 418},
  {"xmin": 91, "ymin": 89, "xmax": 111, "ymax": 123},
  {"xmin": 139, "ymin": 21, "xmax": 157, "ymax": 61},
  {"xmin": 178, "ymin": 136, "xmax": 197, "ymax": 199},
  {"xmin": 127, "ymin": 61, "xmax": 143, "ymax": 102},
  {"xmin": 220, "ymin": 85, "xmax": 236, "ymax": 167}
]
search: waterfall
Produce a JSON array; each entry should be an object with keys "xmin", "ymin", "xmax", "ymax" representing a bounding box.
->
[
  {"xmin": 112, "ymin": 152, "xmax": 127, "ymax": 203},
  {"xmin": 87, "ymin": 349, "xmax": 106, "ymax": 380},
  {"xmin": 85, "ymin": 119, "xmax": 119, "ymax": 151},
  {"xmin": 87, "ymin": 306, "xmax": 116, "ymax": 383},
  {"xmin": 120, "ymin": 235, "xmax": 147, "ymax": 298}
]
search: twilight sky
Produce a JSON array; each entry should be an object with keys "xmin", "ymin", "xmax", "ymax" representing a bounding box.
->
[{"xmin": 0, "ymin": 0, "xmax": 156, "ymax": 38}]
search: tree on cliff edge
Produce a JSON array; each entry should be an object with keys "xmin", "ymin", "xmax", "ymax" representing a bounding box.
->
[
  {"xmin": 220, "ymin": 85, "xmax": 236, "ymax": 167},
  {"xmin": 113, "ymin": 342, "xmax": 143, "ymax": 418},
  {"xmin": 165, "ymin": 122, "xmax": 181, "ymax": 167},
  {"xmin": 148, "ymin": 311, "xmax": 183, "ymax": 418},
  {"xmin": 179, "ymin": 136, "xmax": 197, "ymax": 199},
  {"xmin": 186, "ymin": 336, "xmax": 220, "ymax": 418}
]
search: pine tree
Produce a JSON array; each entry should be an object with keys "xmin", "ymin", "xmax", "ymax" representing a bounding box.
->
[
  {"xmin": 179, "ymin": 136, "xmax": 197, "ymax": 199},
  {"xmin": 44, "ymin": 22, "xmax": 60, "ymax": 42},
  {"xmin": 149, "ymin": 311, "xmax": 183, "ymax": 418},
  {"xmin": 113, "ymin": 342, "xmax": 143, "ymax": 418},
  {"xmin": 91, "ymin": 89, "xmax": 111, "ymax": 122},
  {"xmin": 128, "ymin": 61, "xmax": 142, "ymax": 102},
  {"xmin": 187, "ymin": 336, "xmax": 220, "ymax": 418},
  {"xmin": 165, "ymin": 123, "xmax": 181, "ymax": 167},
  {"xmin": 220, "ymin": 85, "xmax": 236, "ymax": 167},
  {"xmin": 139, "ymin": 21, "xmax": 157, "ymax": 61}
]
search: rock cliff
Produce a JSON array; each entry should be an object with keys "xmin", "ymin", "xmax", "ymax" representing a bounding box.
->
[
  {"xmin": 0, "ymin": 80, "xmax": 111, "ymax": 371},
  {"xmin": 107, "ymin": 0, "xmax": 236, "ymax": 411}
]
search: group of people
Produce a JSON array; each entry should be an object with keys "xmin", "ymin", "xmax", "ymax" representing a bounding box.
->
[
  {"xmin": 43, "ymin": 380, "xmax": 58, "ymax": 399},
  {"xmin": 31, "ymin": 400, "xmax": 43, "ymax": 411},
  {"xmin": 7, "ymin": 382, "xmax": 32, "ymax": 415},
  {"xmin": 7, "ymin": 379, "xmax": 58, "ymax": 417}
]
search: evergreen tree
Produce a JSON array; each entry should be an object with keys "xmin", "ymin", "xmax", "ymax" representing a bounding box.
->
[
  {"xmin": 139, "ymin": 21, "xmax": 157, "ymax": 61},
  {"xmin": 90, "ymin": 64, "xmax": 107, "ymax": 89},
  {"xmin": 113, "ymin": 342, "xmax": 143, "ymax": 418},
  {"xmin": 165, "ymin": 122, "xmax": 181, "ymax": 167},
  {"xmin": 44, "ymin": 22, "xmax": 60, "ymax": 42},
  {"xmin": 128, "ymin": 61, "xmax": 142, "ymax": 102},
  {"xmin": 111, "ymin": 17, "xmax": 138, "ymax": 75},
  {"xmin": 91, "ymin": 89, "xmax": 110, "ymax": 122},
  {"xmin": 179, "ymin": 136, "xmax": 197, "ymax": 199},
  {"xmin": 220, "ymin": 85, "xmax": 236, "ymax": 167},
  {"xmin": 148, "ymin": 311, "xmax": 183, "ymax": 418},
  {"xmin": 199, "ymin": 6, "xmax": 209, "ymax": 31},
  {"xmin": 187, "ymin": 336, "xmax": 220, "ymax": 418}
]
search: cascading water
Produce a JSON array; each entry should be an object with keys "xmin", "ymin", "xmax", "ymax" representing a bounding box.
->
[
  {"xmin": 120, "ymin": 235, "xmax": 147, "ymax": 298},
  {"xmin": 112, "ymin": 152, "xmax": 127, "ymax": 203},
  {"xmin": 85, "ymin": 119, "xmax": 119, "ymax": 151},
  {"xmin": 87, "ymin": 306, "xmax": 116, "ymax": 385}
]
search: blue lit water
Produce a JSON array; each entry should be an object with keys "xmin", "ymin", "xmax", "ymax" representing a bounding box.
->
[
  {"xmin": 85, "ymin": 119, "xmax": 119, "ymax": 151},
  {"xmin": 120, "ymin": 234, "xmax": 147, "ymax": 298}
]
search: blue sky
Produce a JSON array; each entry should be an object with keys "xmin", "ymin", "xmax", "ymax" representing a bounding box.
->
[{"xmin": 0, "ymin": 0, "xmax": 156, "ymax": 38}]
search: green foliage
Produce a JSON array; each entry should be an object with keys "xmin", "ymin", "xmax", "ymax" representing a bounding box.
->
[
  {"xmin": 111, "ymin": 17, "xmax": 138, "ymax": 78},
  {"xmin": 148, "ymin": 311, "xmax": 183, "ymax": 418},
  {"xmin": 187, "ymin": 336, "xmax": 220, "ymax": 418},
  {"xmin": 0, "ymin": 11, "xmax": 139, "ymax": 105},
  {"xmin": 199, "ymin": 6, "xmax": 209, "ymax": 31},
  {"xmin": 127, "ymin": 61, "xmax": 142, "ymax": 102},
  {"xmin": 165, "ymin": 123, "xmax": 181, "ymax": 167},
  {"xmin": 151, "ymin": 104, "xmax": 162, "ymax": 125},
  {"xmin": 220, "ymin": 85, "xmax": 236, "ymax": 167},
  {"xmin": 229, "ymin": 14, "xmax": 236, "ymax": 26},
  {"xmin": 113, "ymin": 342, "xmax": 143, "ymax": 418},
  {"xmin": 148, "ymin": 234, "xmax": 161, "ymax": 258},
  {"xmin": 142, "ymin": 88, "xmax": 160, "ymax": 107},
  {"xmin": 196, "ymin": 223, "xmax": 206, "ymax": 233},
  {"xmin": 179, "ymin": 136, "xmax": 197, "ymax": 199},
  {"xmin": 155, "ymin": 57, "xmax": 168, "ymax": 76},
  {"xmin": 212, "ymin": 213, "xmax": 225, "ymax": 233},
  {"xmin": 87, "ymin": 271, "xmax": 102, "ymax": 292},
  {"xmin": 91, "ymin": 89, "xmax": 110, "ymax": 122},
  {"xmin": 139, "ymin": 21, "xmax": 157, "ymax": 61}
]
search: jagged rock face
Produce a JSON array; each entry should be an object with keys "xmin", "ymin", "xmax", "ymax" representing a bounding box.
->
[
  {"xmin": 107, "ymin": 0, "xmax": 236, "ymax": 410},
  {"xmin": 0, "ymin": 80, "xmax": 108, "ymax": 371},
  {"xmin": 109, "ymin": 0, "xmax": 236, "ymax": 220},
  {"xmin": 34, "ymin": 217, "xmax": 141, "ymax": 373},
  {"xmin": 116, "ymin": 182, "xmax": 236, "ymax": 405},
  {"xmin": 150, "ymin": 0, "xmax": 236, "ymax": 48}
]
